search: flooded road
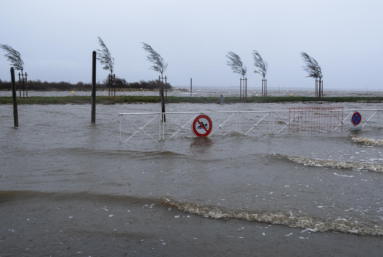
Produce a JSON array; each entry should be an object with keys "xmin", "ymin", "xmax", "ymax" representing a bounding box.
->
[{"xmin": 1, "ymin": 101, "xmax": 383, "ymax": 256}]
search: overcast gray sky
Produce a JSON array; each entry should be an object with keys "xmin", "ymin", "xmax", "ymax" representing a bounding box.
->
[{"xmin": 1, "ymin": 0, "xmax": 382, "ymax": 90}]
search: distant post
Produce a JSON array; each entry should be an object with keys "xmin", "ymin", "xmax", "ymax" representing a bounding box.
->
[
  {"xmin": 321, "ymin": 80, "xmax": 324, "ymax": 98},
  {"xmin": 246, "ymin": 77, "xmax": 248, "ymax": 100},
  {"xmin": 11, "ymin": 67, "xmax": 18, "ymax": 127},
  {"xmin": 158, "ymin": 75, "xmax": 161, "ymax": 97},
  {"xmin": 315, "ymin": 78, "xmax": 319, "ymax": 97},
  {"xmin": 25, "ymin": 72, "xmax": 28, "ymax": 97},
  {"xmin": 262, "ymin": 79, "xmax": 267, "ymax": 97},
  {"xmin": 91, "ymin": 51, "xmax": 96, "ymax": 123},
  {"xmin": 190, "ymin": 78, "xmax": 192, "ymax": 96},
  {"xmin": 240, "ymin": 78, "xmax": 242, "ymax": 100}
]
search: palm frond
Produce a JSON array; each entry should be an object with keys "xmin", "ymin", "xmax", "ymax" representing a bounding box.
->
[
  {"xmin": 0, "ymin": 44, "xmax": 24, "ymax": 72},
  {"xmin": 96, "ymin": 37, "xmax": 114, "ymax": 73},
  {"xmin": 252, "ymin": 50, "xmax": 268, "ymax": 78},
  {"xmin": 142, "ymin": 43, "xmax": 167, "ymax": 75},
  {"xmin": 226, "ymin": 51, "xmax": 247, "ymax": 77},
  {"xmin": 301, "ymin": 52, "xmax": 322, "ymax": 79}
]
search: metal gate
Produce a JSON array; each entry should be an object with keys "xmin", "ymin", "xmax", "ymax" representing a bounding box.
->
[{"xmin": 119, "ymin": 109, "xmax": 383, "ymax": 143}]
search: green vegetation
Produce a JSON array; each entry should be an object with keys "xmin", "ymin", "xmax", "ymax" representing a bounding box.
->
[{"xmin": 1, "ymin": 96, "xmax": 383, "ymax": 105}]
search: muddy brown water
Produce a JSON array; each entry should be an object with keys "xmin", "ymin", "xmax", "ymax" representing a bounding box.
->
[{"xmin": 1, "ymin": 101, "xmax": 383, "ymax": 256}]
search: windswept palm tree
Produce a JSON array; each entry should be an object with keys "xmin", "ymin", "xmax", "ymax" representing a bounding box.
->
[
  {"xmin": 142, "ymin": 43, "xmax": 168, "ymax": 76},
  {"xmin": 301, "ymin": 52, "xmax": 322, "ymax": 79},
  {"xmin": 1, "ymin": 44, "xmax": 28, "ymax": 97},
  {"xmin": 0, "ymin": 44, "xmax": 24, "ymax": 72},
  {"xmin": 97, "ymin": 37, "xmax": 115, "ymax": 96},
  {"xmin": 226, "ymin": 52, "xmax": 247, "ymax": 99},
  {"xmin": 252, "ymin": 50, "xmax": 268, "ymax": 96},
  {"xmin": 96, "ymin": 37, "xmax": 114, "ymax": 74},
  {"xmin": 301, "ymin": 52, "xmax": 323, "ymax": 97},
  {"xmin": 226, "ymin": 51, "xmax": 247, "ymax": 79},
  {"xmin": 252, "ymin": 50, "xmax": 267, "ymax": 79},
  {"xmin": 142, "ymin": 42, "xmax": 168, "ymax": 121}
]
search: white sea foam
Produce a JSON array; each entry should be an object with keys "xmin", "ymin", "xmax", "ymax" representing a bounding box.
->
[
  {"xmin": 351, "ymin": 136, "xmax": 383, "ymax": 146},
  {"xmin": 163, "ymin": 197, "xmax": 383, "ymax": 236},
  {"xmin": 280, "ymin": 154, "xmax": 383, "ymax": 173}
]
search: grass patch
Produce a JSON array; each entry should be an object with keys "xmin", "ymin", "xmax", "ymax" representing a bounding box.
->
[{"xmin": 0, "ymin": 95, "xmax": 383, "ymax": 105}]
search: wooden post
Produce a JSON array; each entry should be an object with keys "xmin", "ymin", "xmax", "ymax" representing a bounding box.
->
[
  {"xmin": 245, "ymin": 78, "xmax": 247, "ymax": 100},
  {"xmin": 165, "ymin": 76, "xmax": 167, "ymax": 100},
  {"xmin": 160, "ymin": 74, "xmax": 166, "ymax": 122},
  {"xmin": 25, "ymin": 72, "xmax": 28, "ymax": 97},
  {"xmin": 18, "ymin": 73, "xmax": 21, "ymax": 97},
  {"xmin": 19, "ymin": 73, "xmax": 21, "ymax": 97},
  {"xmin": 240, "ymin": 78, "xmax": 242, "ymax": 100},
  {"xmin": 315, "ymin": 79, "xmax": 319, "ymax": 97},
  {"xmin": 22, "ymin": 72, "xmax": 25, "ymax": 97},
  {"xmin": 91, "ymin": 51, "xmax": 96, "ymax": 123},
  {"xmin": 11, "ymin": 67, "xmax": 18, "ymax": 127},
  {"xmin": 158, "ymin": 75, "xmax": 161, "ymax": 97},
  {"xmin": 262, "ymin": 79, "xmax": 264, "ymax": 97},
  {"xmin": 321, "ymin": 80, "xmax": 324, "ymax": 98},
  {"xmin": 113, "ymin": 74, "xmax": 116, "ymax": 97},
  {"xmin": 108, "ymin": 74, "xmax": 110, "ymax": 97}
]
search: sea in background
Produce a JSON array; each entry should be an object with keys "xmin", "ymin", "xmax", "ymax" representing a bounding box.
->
[
  {"xmin": 1, "ymin": 89, "xmax": 383, "ymax": 256},
  {"xmin": 0, "ymin": 86, "xmax": 383, "ymax": 98}
]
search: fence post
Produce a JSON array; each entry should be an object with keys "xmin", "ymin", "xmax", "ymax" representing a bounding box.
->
[
  {"xmin": 91, "ymin": 51, "xmax": 96, "ymax": 123},
  {"xmin": 11, "ymin": 67, "xmax": 18, "ymax": 127},
  {"xmin": 119, "ymin": 114, "xmax": 122, "ymax": 142}
]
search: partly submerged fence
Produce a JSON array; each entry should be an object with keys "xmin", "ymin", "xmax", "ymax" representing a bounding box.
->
[{"xmin": 119, "ymin": 108, "xmax": 383, "ymax": 142}]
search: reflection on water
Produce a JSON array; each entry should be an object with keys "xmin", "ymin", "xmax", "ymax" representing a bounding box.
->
[{"xmin": 190, "ymin": 137, "xmax": 213, "ymax": 150}]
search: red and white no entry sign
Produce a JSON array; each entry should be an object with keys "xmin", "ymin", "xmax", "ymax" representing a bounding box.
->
[{"xmin": 192, "ymin": 114, "xmax": 213, "ymax": 137}]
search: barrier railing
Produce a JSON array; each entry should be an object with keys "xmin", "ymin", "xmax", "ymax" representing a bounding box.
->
[{"xmin": 119, "ymin": 109, "xmax": 383, "ymax": 142}]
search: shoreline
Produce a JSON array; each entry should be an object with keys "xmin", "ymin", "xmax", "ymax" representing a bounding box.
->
[{"xmin": 1, "ymin": 96, "xmax": 383, "ymax": 105}]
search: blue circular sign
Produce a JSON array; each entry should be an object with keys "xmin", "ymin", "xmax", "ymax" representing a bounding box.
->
[{"xmin": 351, "ymin": 112, "xmax": 361, "ymax": 126}]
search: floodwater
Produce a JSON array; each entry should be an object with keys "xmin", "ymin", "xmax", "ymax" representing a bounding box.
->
[{"xmin": 1, "ymin": 100, "xmax": 383, "ymax": 256}]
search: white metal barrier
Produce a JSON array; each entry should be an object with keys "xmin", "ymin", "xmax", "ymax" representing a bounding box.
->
[{"xmin": 119, "ymin": 109, "xmax": 383, "ymax": 142}]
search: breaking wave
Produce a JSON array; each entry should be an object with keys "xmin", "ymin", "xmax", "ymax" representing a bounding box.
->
[
  {"xmin": 351, "ymin": 136, "xmax": 383, "ymax": 146},
  {"xmin": 279, "ymin": 154, "xmax": 383, "ymax": 173},
  {"xmin": 163, "ymin": 197, "xmax": 383, "ymax": 236}
]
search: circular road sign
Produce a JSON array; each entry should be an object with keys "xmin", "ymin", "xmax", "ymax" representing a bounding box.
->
[
  {"xmin": 351, "ymin": 112, "xmax": 362, "ymax": 126},
  {"xmin": 192, "ymin": 114, "xmax": 213, "ymax": 137}
]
